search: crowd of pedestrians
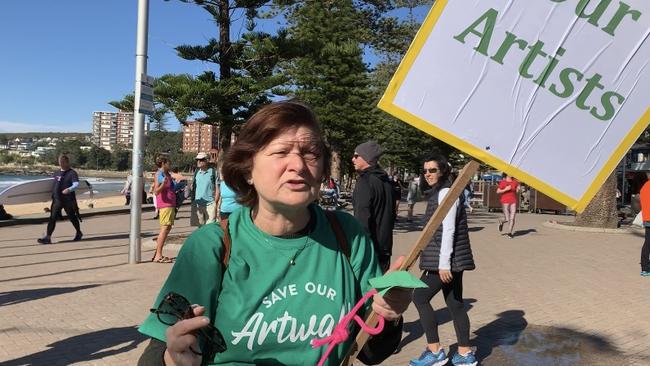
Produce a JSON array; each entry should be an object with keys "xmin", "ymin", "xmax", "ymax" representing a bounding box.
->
[
  {"xmin": 24, "ymin": 101, "xmax": 646, "ymax": 366},
  {"xmin": 31, "ymin": 113, "xmax": 482, "ymax": 365},
  {"xmin": 31, "ymin": 129, "xmax": 527, "ymax": 366}
]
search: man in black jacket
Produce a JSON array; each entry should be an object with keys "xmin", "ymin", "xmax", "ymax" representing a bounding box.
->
[
  {"xmin": 38, "ymin": 154, "xmax": 83, "ymax": 244},
  {"xmin": 352, "ymin": 141, "xmax": 395, "ymax": 272}
]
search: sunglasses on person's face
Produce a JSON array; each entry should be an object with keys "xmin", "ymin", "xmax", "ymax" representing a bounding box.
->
[
  {"xmin": 150, "ymin": 292, "xmax": 227, "ymax": 359},
  {"xmin": 352, "ymin": 154, "xmax": 359, "ymax": 159},
  {"xmin": 423, "ymin": 168, "xmax": 439, "ymax": 174}
]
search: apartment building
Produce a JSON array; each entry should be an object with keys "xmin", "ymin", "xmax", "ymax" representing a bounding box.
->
[
  {"xmin": 182, "ymin": 121, "xmax": 219, "ymax": 157},
  {"xmin": 92, "ymin": 111, "xmax": 148, "ymax": 151}
]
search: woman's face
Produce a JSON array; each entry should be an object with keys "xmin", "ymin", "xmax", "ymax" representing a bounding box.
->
[
  {"xmin": 251, "ymin": 126, "xmax": 324, "ymax": 211},
  {"xmin": 423, "ymin": 160, "xmax": 442, "ymax": 186},
  {"xmin": 162, "ymin": 161, "xmax": 171, "ymax": 172}
]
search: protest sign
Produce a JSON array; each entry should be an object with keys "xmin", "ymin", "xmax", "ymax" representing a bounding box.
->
[{"xmin": 379, "ymin": 0, "xmax": 650, "ymax": 212}]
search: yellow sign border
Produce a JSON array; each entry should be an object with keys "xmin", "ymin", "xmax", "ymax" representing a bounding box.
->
[{"xmin": 378, "ymin": 0, "xmax": 650, "ymax": 212}]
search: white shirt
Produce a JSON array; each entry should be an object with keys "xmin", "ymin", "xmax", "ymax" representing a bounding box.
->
[{"xmin": 438, "ymin": 188, "xmax": 459, "ymax": 270}]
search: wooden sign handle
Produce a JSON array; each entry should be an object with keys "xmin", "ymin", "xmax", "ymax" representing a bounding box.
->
[{"xmin": 340, "ymin": 160, "xmax": 480, "ymax": 365}]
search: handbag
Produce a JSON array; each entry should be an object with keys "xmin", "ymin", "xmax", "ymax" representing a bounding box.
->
[{"xmin": 633, "ymin": 212, "xmax": 643, "ymax": 227}]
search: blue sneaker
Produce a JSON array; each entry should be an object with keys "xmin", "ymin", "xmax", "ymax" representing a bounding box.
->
[
  {"xmin": 409, "ymin": 348, "xmax": 448, "ymax": 366},
  {"xmin": 451, "ymin": 350, "xmax": 477, "ymax": 366},
  {"xmin": 641, "ymin": 271, "xmax": 650, "ymax": 277}
]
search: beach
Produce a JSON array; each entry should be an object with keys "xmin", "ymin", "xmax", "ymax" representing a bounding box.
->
[
  {"xmin": 1, "ymin": 171, "xmax": 192, "ymax": 218},
  {"xmin": 0, "ymin": 164, "xmax": 130, "ymax": 179},
  {"xmin": 4, "ymin": 193, "xmax": 131, "ymax": 217}
]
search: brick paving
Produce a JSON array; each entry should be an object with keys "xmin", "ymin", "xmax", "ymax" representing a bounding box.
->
[{"xmin": 0, "ymin": 204, "xmax": 649, "ymax": 365}]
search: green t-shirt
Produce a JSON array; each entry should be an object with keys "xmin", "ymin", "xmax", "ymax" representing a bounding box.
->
[{"xmin": 139, "ymin": 204, "xmax": 382, "ymax": 365}]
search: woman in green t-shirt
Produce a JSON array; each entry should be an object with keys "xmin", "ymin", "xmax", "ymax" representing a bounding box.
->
[{"xmin": 138, "ymin": 101, "xmax": 411, "ymax": 366}]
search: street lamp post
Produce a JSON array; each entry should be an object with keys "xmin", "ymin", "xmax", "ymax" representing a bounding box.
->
[{"xmin": 128, "ymin": 0, "xmax": 150, "ymax": 264}]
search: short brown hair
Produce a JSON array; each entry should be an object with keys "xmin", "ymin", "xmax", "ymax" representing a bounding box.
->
[
  {"xmin": 58, "ymin": 154, "xmax": 70, "ymax": 163},
  {"xmin": 222, "ymin": 101, "xmax": 331, "ymax": 207}
]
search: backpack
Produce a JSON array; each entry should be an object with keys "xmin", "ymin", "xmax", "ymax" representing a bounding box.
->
[{"xmin": 219, "ymin": 211, "xmax": 349, "ymax": 269}]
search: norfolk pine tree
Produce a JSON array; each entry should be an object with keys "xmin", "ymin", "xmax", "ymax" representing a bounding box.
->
[{"xmin": 155, "ymin": 0, "xmax": 295, "ymax": 150}]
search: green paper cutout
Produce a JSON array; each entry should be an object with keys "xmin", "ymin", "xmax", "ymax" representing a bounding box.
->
[{"xmin": 369, "ymin": 271, "xmax": 428, "ymax": 296}]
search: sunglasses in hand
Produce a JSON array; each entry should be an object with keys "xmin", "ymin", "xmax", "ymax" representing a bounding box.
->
[{"xmin": 150, "ymin": 292, "xmax": 227, "ymax": 359}]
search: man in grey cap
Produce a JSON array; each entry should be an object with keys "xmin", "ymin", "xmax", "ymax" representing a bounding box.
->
[{"xmin": 351, "ymin": 141, "xmax": 395, "ymax": 272}]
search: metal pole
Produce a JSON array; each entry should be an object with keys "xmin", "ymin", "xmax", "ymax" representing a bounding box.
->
[{"xmin": 129, "ymin": 0, "xmax": 150, "ymax": 264}]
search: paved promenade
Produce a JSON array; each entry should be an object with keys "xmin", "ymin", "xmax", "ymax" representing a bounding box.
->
[{"xmin": 0, "ymin": 204, "xmax": 648, "ymax": 365}]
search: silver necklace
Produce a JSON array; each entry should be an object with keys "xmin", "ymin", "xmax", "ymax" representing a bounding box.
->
[
  {"xmin": 289, "ymin": 238, "xmax": 309, "ymax": 265},
  {"xmin": 252, "ymin": 210, "xmax": 312, "ymax": 265}
]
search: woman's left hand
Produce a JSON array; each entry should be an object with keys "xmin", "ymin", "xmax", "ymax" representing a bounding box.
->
[
  {"xmin": 372, "ymin": 256, "xmax": 411, "ymax": 320},
  {"xmin": 439, "ymin": 269, "xmax": 453, "ymax": 284}
]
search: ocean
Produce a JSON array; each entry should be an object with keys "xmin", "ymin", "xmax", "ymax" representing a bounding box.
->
[{"xmin": 0, "ymin": 174, "xmax": 134, "ymax": 195}]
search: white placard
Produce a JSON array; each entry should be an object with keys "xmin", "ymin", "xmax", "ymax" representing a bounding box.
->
[{"xmin": 379, "ymin": 0, "xmax": 650, "ymax": 212}]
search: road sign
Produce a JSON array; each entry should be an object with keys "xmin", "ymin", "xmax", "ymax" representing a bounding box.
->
[
  {"xmin": 138, "ymin": 74, "xmax": 155, "ymax": 115},
  {"xmin": 379, "ymin": 0, "xmax": 650, "ymax": 212}
]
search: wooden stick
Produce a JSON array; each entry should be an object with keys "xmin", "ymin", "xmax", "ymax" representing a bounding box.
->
[{"xmin": 341, "ymin": 160, "xmax": 480, "ymax": 365}]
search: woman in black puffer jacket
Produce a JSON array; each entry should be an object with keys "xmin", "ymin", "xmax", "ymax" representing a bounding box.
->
[{"xmin": 409, "ymin": 154, "xmax": 477, "ymax": 366}]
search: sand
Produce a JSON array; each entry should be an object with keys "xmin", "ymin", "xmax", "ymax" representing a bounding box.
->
[{"xmin": 4, "ymin": 194, "xmax": 131, "ymax": 217}]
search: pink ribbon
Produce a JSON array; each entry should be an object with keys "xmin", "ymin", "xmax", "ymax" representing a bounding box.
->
[{"xmin": 311, "ymin": 289, "xmax": 385, "ymax": 366}]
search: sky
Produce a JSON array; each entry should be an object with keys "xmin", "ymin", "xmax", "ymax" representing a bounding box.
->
[{"xmin": 0, "ymin": 1, "xmax": 429, "ymax": 133}]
